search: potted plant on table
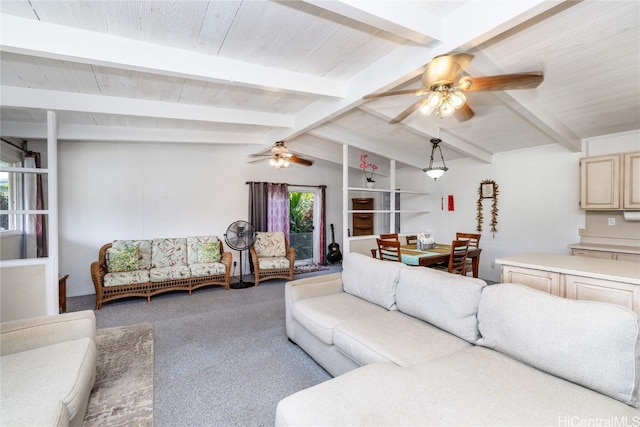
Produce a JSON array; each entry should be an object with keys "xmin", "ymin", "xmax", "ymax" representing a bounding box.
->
[{"xmin": 360, "ymin": 154, "xmax": 378, "ymax": 189}]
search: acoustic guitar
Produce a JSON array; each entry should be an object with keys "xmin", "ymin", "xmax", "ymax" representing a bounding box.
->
[{"xmin": 327, "ymin": 224, "xmax": 342, "ymax": 263}]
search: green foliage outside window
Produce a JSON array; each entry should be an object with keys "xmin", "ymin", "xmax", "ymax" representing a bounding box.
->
[{"xmin": 289, "ymin": 192, "xmax": 314, "ymax": 233}]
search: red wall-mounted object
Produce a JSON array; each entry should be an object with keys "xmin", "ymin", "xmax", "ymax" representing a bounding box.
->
[{"xmin": 448, "ymin": 195, "xmax": 454, "ymax": 211}]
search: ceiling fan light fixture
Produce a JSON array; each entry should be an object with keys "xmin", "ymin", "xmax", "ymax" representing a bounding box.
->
[
  {"xmin": 426, "ymin": 91, "xmax": 442, "ymax": 108},
  {"xmin": 439, "ymin": 101, "xmax": 456, "ymax": 117},
  {"xmin": 422, "ymin": 137, "xmax": 448, "ymax": 181},
  {"xmin": 449, "ymin": 91, "xmax": 466, "ymax": 108}
]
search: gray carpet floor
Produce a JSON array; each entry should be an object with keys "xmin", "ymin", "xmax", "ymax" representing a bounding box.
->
[{"xmin": 68, "ymin": 265, "xmax": 342, "ymax": 427}]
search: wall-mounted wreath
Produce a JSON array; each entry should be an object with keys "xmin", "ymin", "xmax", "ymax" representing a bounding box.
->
[{"xmin": 476, "ymin": 180, "xmax": 499, "ymax": 235}]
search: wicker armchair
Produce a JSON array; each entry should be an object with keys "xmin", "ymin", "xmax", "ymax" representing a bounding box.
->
[{"xmin": 250, "ymin": 231, "xmax": 296, "ymax": 286}]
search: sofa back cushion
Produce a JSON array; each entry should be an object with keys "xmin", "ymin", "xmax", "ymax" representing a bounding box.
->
[
  {"xmin": 111, "ymin": 239, "xmax": 152, "ymax": 270},
  {"xmin": 254, "ymin": 232, "xmax": 286, "ymax": 257},
  {"xmin": 477, "ymin": 284, "xmax": 639, "ymax": 407},
  {"xmin": 341, "ymin": 252, "xmax": 400, "ymax": 310},
  {"xmin": 151, "ymin": 238, "xmax": 188, "ymax": 268},
  {"xmin": 395, "ymin": 267, "xmax": 487, "ymax": 343},
  {"xmin": 187, "ymin": 235, "xmax": 221, "ymax": 264}
]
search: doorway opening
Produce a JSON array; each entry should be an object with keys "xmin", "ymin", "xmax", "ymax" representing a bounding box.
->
[{"xmin": 289, "ymin": 188, "xmax": 320, "ymax": 265}]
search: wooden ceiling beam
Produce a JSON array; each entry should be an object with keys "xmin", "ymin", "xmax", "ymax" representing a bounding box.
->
[
  {"xmin": 0, "ymin": 14, "xmax": 346, "ymax": 99},
  {"xmin": 1, "ymin": 86, "xmax": 293, "ymax": 128}
]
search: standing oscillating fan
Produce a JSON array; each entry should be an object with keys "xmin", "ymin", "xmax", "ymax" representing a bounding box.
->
[{"xmin": 224, "ymin": 220, "xmax": 256, "ymax": 289}]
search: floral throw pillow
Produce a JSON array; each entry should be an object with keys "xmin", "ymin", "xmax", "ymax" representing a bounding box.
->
[
  {"xmin": 254, "ymin": 232, "xmax": 286, "ymax": 258},
  {"xmin": 197, "ymin": 241, "xmax": 221, "ymax": 263},
  {"xmin": 108, "ymin": 246, "xmax": 139, "ymax": 273}
]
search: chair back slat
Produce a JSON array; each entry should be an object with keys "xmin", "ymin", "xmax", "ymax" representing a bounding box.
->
[
  {"xmin": 405, "ymin": 235, "xmax": 418, "ymax": 245},
  {"xmin": 379, "ymin": 233, "xmax": 399, "ymax": 241},
  {"xmin": 376, "ymin": 238, "xmax": 401, "ymax": 262},
  {"xmin": 448, "ymin": 239, "xmax": 470, "ymax": 275}
]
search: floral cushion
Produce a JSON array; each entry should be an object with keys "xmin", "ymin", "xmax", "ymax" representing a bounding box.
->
[
  {"xmin": 112, "ymin": 240, "xmax": 152, "ymax": 270},
  {"xmin": 152, "ymin": 238, "xmax": 188, "ymax": 268},
  {"xmin": 187, "ymin": 236, "xmax": 221, "ymax": 264},
  {"xmin": 190, "ymin": 263, "xmax": 226, "ymax": 277},
  {"xmin": 104, "ymin": 270, "xmax": 150, "ymax": 287},
  {"xmin": 149, "ymin": 266, "xmax": 191, "ymax": 282},
  {"xmin": 254, "ymin": 232, "xmax": 286, "ymax": 258},
  {"xmin": 197, "ymin": 242, "xmax": 221, "ymax": 263},
  {"xmin": 107, "ymin": 246, "xmax": 139, "ymax": 273},
  {"xmin": 258, "ymin": 257, "xmax": 290, "ymax": 269}
]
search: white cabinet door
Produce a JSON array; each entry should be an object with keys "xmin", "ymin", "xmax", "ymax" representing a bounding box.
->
[
  {"xmin": 623, "ymin": 151, "xmax": 640, "ymax": 209},
  {"xmin": 565, "ymin": 275, "xmax": 639, "ymax": 315},
  {"xmin": 501, "ymin": 266, "xmax": 563, "ymax": 296},
  {"xmin": 579, "ymin": 154, "xmax": 620, "ymax": 209}
]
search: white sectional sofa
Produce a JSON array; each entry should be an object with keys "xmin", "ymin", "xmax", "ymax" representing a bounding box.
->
[
  {"xmin": 277, "ymin": 252, "xmax": 640, "ymax": 426},
  {"xmin": 1, "ymin": 310, "xmax": 97, "ymax": 427}
]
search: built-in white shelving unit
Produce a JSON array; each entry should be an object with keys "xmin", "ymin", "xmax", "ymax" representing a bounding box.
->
[{"xmin": 342, "ymin": 146, "xmax": 430, "ymax": 253}]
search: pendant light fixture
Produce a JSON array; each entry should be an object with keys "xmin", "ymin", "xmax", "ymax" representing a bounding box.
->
[{"xmin": 423, "ymin": 129, "xmax": 448, "ymax": 180}]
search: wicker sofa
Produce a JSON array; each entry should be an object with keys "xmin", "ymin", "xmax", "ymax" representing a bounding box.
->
[{"xmin": 91, "ymin": 235, "xmax": 231, "ymax": 309}]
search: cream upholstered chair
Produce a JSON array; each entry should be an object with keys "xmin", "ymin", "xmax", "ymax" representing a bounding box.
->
[{"xmin": 250, "ymin": 231, "xmax": 296, "ymax": 286}]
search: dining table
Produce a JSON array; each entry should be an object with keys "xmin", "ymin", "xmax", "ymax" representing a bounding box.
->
[{"xmin": 399, "ymin": 243, "xmax": 482, "ymax": 278}]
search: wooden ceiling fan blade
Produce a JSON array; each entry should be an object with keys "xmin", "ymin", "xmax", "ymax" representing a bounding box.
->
[
  {"xmin": 289, "ymin": 155, "xmax": 313, "ymax": 167},
  {"xmin": 389, "ymin": 98, "xmax": 428, "ymax": 124},
  {"xmin": 459, "ymin": 72, "xmax": 544, "ymax": 92},
  {"xmin": 363, "ymin": 89, "xmax": 428, "ymax": 99},
  {"xmin": 423, "ymin": 53, "xmax": 474, "ymax": 88},
  {"xmin": 454, "ymin": 103, "xmax": 474, "ymax": 122}
]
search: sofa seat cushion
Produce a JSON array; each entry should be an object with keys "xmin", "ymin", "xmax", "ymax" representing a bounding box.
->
[
  {"xmin": 104, "ymin": 269, "xmax": 150, "ymax": 287},
  {"xmin": 1, "ymin": 337, "xmax": 97, "ymax": 427},
  {"xmin": 292, "ymin": 292, "xmax": 387, "ymax": 345},
  {"xmin": 151, "ymin": 238, "xmax": 188, "ymax": 268},
  {"xmin": 150, "ymin": 265, "xmax": 191, "ymax": 282},
  {"xmin": 258, "ymin": 257, "xmax": 290, "ymax": 269},
  {"xmin": 190, "ymin": 262, "xmax": 226, "ymax": 277},
  {"xmin": 396, "ymin": 267, "xmax": 487, "ymax": 343},
  {"xmin": 275, "ymin": 346, "xmax": 639, "ymax": 427},
  {"xmin": 478, "ymin": 284, "xmax": 640, "ymax": 407},
  {"xmin": 334, "ymin": 310, "xmax": 471, "ymax": 367}
]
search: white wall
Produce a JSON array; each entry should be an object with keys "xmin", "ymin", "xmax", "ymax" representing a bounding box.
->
[
  {"xmin": 397, "ymin": 144, "xmax": 585, "ymax": 282},
  {"xmin": 59, "ymin": 141, "xmax": 343, "ymax": 297}
]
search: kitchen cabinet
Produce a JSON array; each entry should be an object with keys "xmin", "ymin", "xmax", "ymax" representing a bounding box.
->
[
  {"xmin": 623, "ymin": 151, "xmax": 640, "ymax": 209},
  {"xmin": 496, "ymin": 253, "xmax": 640, "ymax": 315},
  {"xmin": 569, "ymin": 244, "xmax": 640, "ymax": 262},
  {"xmin": 579, "ymin": 151, "xmax": 640, "ymax": 210},
  {"xmin": 501, "ymin": 265, "xmax": 563, "ymax": 296},
  {"xmin": 351, "ymin": 198, "xmax": 374, "ymax": 236},
  {"xmin": 564, "ymin": 275, "xmax": 639, "ymax": 314}
]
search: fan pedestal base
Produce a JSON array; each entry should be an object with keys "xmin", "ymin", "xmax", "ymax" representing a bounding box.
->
[{"xmin": 230, "ymin": 278, "xmax": 254, "ymax": 289}]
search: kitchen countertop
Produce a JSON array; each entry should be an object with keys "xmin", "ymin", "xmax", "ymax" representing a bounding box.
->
[
  {"xmin": 496, "ymin": 253, "xmax": 640, "ymax": 285},
  {"xmin": 568, "ymin": 242, "xmax": 640, "ymax": 254}
]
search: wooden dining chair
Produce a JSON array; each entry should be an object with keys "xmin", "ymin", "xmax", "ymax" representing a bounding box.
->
[
  {"xmin": 456, "ymin": 232, "xmax": 481, "ymax": 276},
  {"xmin": 405, "ymin": 235, "xmax": 418, "ymax": 245},
  {"xmin": 379, "ymin": 233, "xmax": 399, "ymax": 241},
  {"xmin": 376, "ymin": 238, "xmax": 402, "ymax": 262},
  {"xmin": 432, "ymin": 240, "xmax": 469, "ymax": 275}
]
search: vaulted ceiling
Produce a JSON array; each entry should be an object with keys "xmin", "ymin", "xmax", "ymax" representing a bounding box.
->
[{"xmin": 1, "ymin": 1, "xmax": 638, "ymax": 174}]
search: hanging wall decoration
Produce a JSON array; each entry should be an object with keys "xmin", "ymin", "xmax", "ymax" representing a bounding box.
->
[{"xmin": 476, "ymin": 180, "xmax": 499, "ymax": 235}]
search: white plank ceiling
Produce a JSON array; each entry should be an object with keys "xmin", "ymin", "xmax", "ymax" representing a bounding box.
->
[{"xmin": 1, "ymin": 0, "xmax": 638, "ymax": 173}]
